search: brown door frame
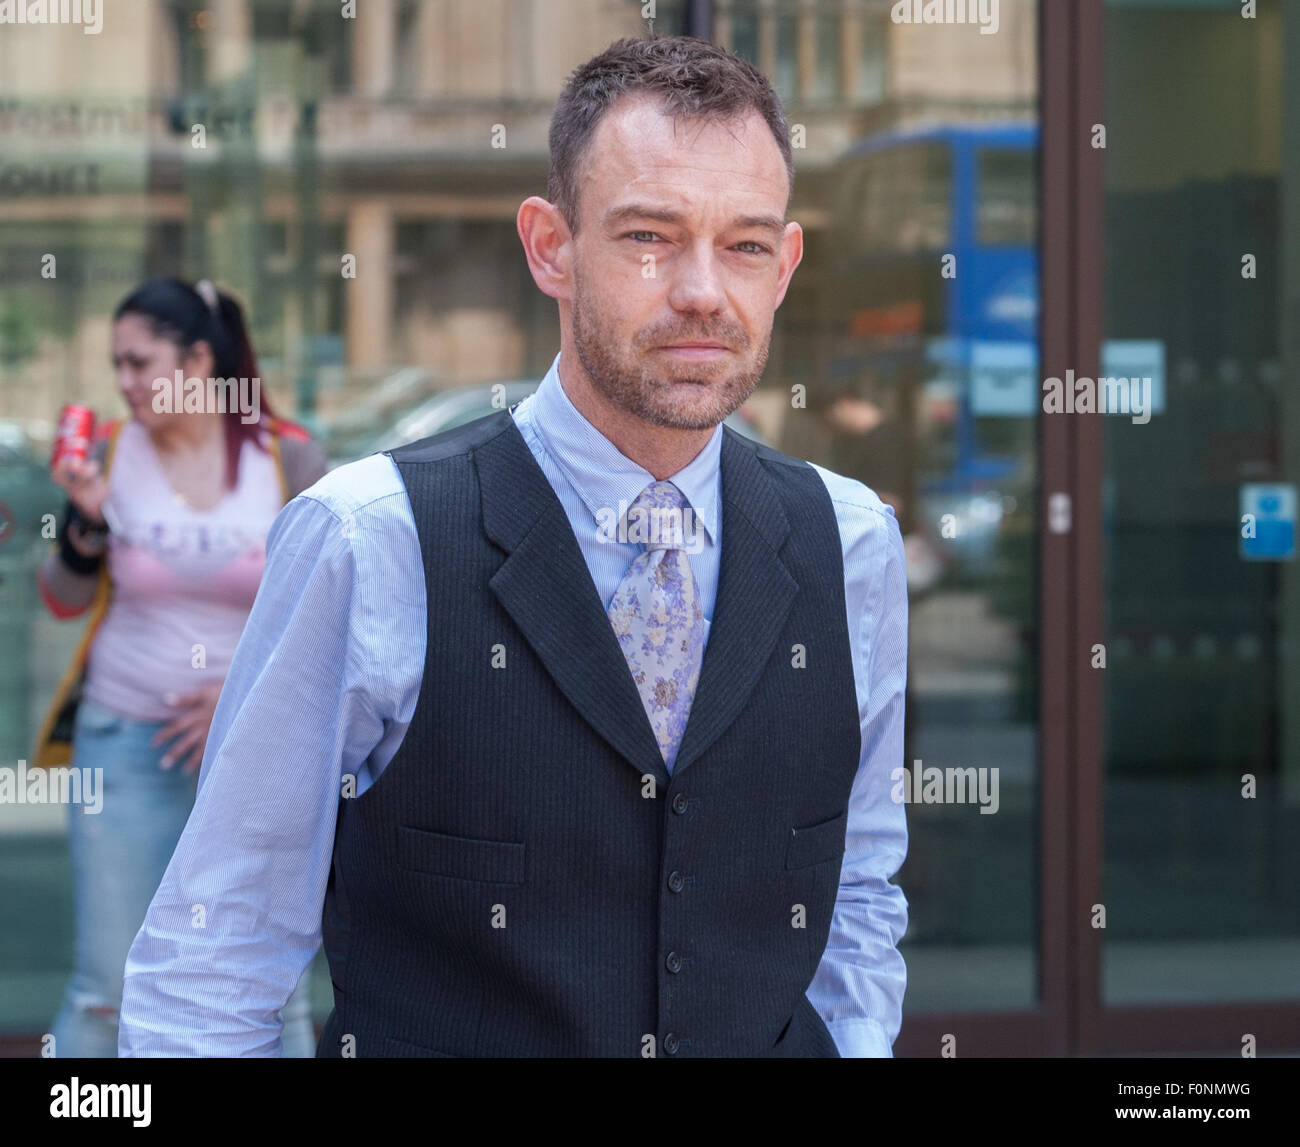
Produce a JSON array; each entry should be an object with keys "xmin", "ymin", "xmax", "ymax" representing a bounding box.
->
[
  {"xmin": 1039, "ymin": 0, "xmax": 1083, "ymax": 1060},
  {"xmin": 1067, "ymin": 0, "xmax": 1105, "ymax": 1057}
]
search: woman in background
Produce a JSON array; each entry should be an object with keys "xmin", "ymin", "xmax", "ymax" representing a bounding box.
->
[{"xmin": 34, "ymin": 278, "xmax": 328, "ymax": 1057}]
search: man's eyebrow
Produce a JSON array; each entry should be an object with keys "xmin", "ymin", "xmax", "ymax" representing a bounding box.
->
[{"xmin": 603, "ymin": 203, "xmax": 787, "ymax": 236}]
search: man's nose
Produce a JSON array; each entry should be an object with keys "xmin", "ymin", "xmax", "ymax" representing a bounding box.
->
[{"xmin": 665, "ymin": 240, "xmax": 727, "ymax": 316}]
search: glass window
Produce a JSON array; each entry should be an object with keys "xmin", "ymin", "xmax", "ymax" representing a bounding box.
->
[
  {"xmin": 808, "ymin": 1, "xmax": 1042, "ymax": 1017},
  {"xmin": 0, "ymin": 0, "xmax": 1043, "ymax": 1046},
  {"xmin": 1101, "ymin": 0, "xmax": 1299, "ymax": 1006}
]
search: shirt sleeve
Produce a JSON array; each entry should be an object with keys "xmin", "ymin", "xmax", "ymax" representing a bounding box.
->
[
  {"xmin": 118, "ymin": 492, "xmax": 391, "ymax": 1057},
  {"xmin": 805, "ymin": 492, "xmax": 910, "ymax": 1058}
]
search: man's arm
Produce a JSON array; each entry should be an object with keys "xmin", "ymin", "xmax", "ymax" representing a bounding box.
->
[
  {"xmin": 118, "ymin": 484, "xmax": 401, "ymax": 1056},
  {"xmin": 806, "ymin": 470, "xmax": 910, "ymax": 1057}
]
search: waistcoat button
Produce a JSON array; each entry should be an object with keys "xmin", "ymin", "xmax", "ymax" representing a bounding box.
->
[
  {"xmin": 667, "ymin": 870, "xmax": 685, "ymax": 893},
  {"xmin": 665, "ymin": 951, "xmax": 682, "ymax": 973},
  {"xmin": 672, "ymin": 793, "xmax": 688, "ymax": 814}
]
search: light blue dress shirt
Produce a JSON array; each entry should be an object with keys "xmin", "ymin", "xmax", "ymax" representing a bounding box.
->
[{"xmin": 119, "ymin": 351, "xmax": 909, "ymax": 1058}]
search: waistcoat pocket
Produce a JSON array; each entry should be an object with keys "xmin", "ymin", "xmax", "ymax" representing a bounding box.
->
[
  {"xmin": 380, "ymin": 1035, "xmax": 461, "ymax": 1058},
  {"xmin": 784, "ymin": 809, "xmax": 848, "ymax": 870},
  {"xmin": 398, "ymin": 824, "xmax": 526, "ymax": 884}
]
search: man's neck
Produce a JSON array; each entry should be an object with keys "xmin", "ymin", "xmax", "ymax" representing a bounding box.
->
[{"xmin": 557, "ymin": 356, "xmax": 715, "ymax": 481}]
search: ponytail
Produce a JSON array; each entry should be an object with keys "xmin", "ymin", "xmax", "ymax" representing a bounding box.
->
[{"xmin": 208, "ymin": 285, "xmax": 283, "ymax": 490}]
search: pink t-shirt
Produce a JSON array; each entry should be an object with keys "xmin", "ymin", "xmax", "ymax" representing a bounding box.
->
[{"xmin": 82, "ymin": 419, "xmax": 285, "ymax": 721}]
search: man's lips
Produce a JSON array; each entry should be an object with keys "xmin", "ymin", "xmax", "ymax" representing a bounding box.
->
[{"xmin": 658, "ymin": 342, "xmax": 733, "ymax": 362}]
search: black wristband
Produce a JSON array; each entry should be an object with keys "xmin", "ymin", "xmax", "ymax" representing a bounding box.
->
[
  {"xmin": 58, "ymin": 502, "xmax": 107, "ymax": 576},
  {"xmin": 68, "ymin": 500, "xmax": 108, "ymax": 536}
]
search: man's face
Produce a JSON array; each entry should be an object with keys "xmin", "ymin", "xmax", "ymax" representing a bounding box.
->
[{"xmin": 567, "ymin": 94, "xmax": 801, "ymax": 431}]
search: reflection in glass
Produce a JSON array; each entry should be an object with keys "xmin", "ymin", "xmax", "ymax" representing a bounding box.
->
[{"xmin": 1102, "ymin": 0, "xmax": 1300, "ymax": 1005}]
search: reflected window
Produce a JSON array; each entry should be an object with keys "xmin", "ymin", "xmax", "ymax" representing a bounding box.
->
[
  {"xmin": 813, "ymin": 8, "xmax": 843, "ymax": 103},
  {"xmin": 775, "ymin": 11, "xmax": 798, "ymax": 101},
  {"xmin": 730, "ymin": 0, "xmax": 759, "ymax": 66},
  {"xmin": 843, "ymin": 144, "xmax": 953, "ymax": 256},
  {"xmin": 978, "ymin": 147, "xmax": 1036, "ymax": 246},
  {"xmin": 858, "ymin": 16, "xmax": 888, "ymax": 105}
]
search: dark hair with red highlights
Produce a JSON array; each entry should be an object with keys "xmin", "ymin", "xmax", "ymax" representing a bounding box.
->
[{"xmin": 113, "ymin": 278, "xmax": 287, "ymax": 489}]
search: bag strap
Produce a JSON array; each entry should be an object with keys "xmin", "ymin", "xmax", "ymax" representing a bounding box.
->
[{"xmin": 266, "ymin": 429, "xmax": 290, "ymax": 505}]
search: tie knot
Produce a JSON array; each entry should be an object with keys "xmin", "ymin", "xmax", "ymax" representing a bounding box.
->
[{"xmin": 627, "ymin": 480, "xmax": 689, "ymax": 551}]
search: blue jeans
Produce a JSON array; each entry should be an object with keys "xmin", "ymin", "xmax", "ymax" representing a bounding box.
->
[{"xmin": 49, "ymin": 696, "xmax": 317, "ymax": 1057}]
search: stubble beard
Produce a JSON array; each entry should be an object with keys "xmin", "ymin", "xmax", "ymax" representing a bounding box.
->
[{"xmin": 570, "ymin": 270, "xmax": 770, "ymax": 432}]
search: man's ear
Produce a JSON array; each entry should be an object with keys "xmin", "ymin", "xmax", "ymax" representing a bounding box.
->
[
  {"xmin": 772, "ymin": 221, "xmax": 804, "ymax": 311},
  {"xmin": 518, "ymin": 196, "xmax": 575, "ymax": 303}
]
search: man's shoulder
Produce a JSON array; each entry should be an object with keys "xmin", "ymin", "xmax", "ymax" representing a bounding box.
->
[
  {"xmin": 293, "ymin": 450, "xmax": 409, "ymax": 523},
  {"xmin": 293, "ymin": 410, "xmax": 519, "ymax": 527},
  {"xmin": 805, "ymin": 460, "xmax": 893, "ymax": 519},
  {"xmin": 387, "ymin": 409, "xmax": 516, "ymax": 466},
  {"xmin": 803, "ymin": 459, "xmax": 902, "ymax": 558},
  {"xmin": 735, "ymin": 426, "xmax": 893, "ymax": 521}
]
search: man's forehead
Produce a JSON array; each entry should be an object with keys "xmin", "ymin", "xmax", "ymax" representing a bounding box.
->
[{"xmin": 586, "ymin": 95, "xmax": 785, "ymax": 189}]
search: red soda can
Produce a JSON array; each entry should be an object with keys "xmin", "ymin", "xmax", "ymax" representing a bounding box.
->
[{"xmin": 52, "ymin": 404, "xmax": 96, "ymax": 470}]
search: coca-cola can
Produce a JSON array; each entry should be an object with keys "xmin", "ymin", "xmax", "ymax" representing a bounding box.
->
[{"xmin": 52, "ymin": 404, "xmax": 96, "ymax": 470}]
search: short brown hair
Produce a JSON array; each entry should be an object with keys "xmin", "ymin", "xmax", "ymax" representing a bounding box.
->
[{"xmin": 547, "ymin": 35, "xmax": 795, "ymax": 235}]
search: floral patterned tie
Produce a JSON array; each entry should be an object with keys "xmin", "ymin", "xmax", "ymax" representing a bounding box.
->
[{"xmin": 606, "ymin": 480, "xmax": 707, "ymax": 774}]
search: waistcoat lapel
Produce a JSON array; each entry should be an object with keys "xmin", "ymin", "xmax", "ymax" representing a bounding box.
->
[
  {"xmin": 475, "ymin": 412, "xmax": 800, "ymax": 785},
  {"xmin": 476, "ymin": 412, "xmax": 670, "ymax": 788},
  {"xmin": 669, "ymin": 427, "xmax": 798, "ymax": 776}
]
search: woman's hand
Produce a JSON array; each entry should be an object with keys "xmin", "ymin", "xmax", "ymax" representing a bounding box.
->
[
  {"xmin": 53, "ymin": 455, "xmax": 112, "ymax": 558},
  {"xmin": 53, "ymin": 454, "xmax": 110, "ymax": 526},
  {"xmin": 152, "ymin": 682, "xmax": 226, "ymax": 774}
]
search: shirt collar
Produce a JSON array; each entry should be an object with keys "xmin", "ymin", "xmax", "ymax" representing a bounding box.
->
[{"xmin": 520, "ymin": 351, "xmax": 722, "ymax": 544}]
